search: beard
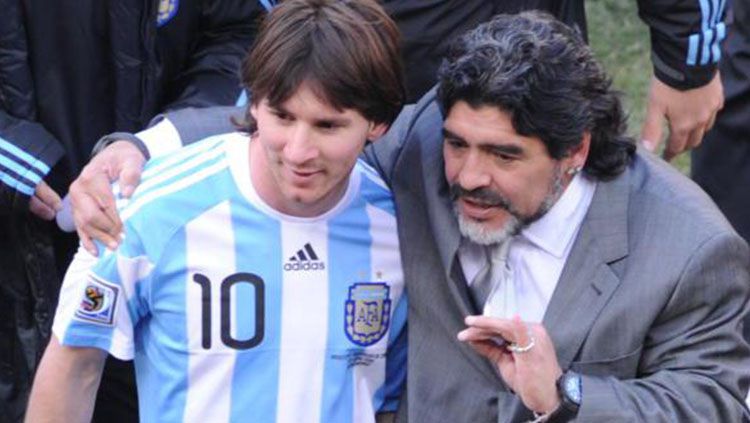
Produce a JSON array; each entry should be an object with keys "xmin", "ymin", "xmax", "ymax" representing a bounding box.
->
[{"xmin": 450, "ymin": 166, "xmax": 565, "ymax": 246}]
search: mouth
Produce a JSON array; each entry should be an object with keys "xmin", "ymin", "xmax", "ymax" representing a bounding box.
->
[
  {"xmin": 287, "ymin": 167, "xmax": 323, "ymax": 185},
  {"xmin": 458, "ymin": 197, "xmax": 504, "ymax": 220}
]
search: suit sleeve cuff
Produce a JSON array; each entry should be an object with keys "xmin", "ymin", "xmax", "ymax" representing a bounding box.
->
[{"xmin": 91, "ymin": 132, "xmax": 150, "ymax": 161}]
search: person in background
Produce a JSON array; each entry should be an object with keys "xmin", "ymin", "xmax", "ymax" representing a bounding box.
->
[
  {"xmin": 0, "ymin": 1, "xmax": 264, "ymax": 421},
  {"xmin": 692, "ymin": 0, "xmax": 750, "ymax": 340}
]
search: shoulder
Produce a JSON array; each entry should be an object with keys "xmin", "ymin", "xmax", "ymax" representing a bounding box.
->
[
  {"xmin": 612, "ymin": 150, "xmax": 749, "ymax": 286},
  {"xmin": 626, "ymin": 150, "xmax": 734, "ymax": 238},
  {"xmin": 354, "ymin": 159, "xmax": 396, "ymax": 217},
  {"xmin": 118, "ymin": 132, "xmax": 246, "ymax": 250}
]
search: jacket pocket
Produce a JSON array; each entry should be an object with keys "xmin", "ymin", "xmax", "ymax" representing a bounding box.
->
[{"xmin": 569, "ymin": 345, "xmax": 643, "ymax": 379}]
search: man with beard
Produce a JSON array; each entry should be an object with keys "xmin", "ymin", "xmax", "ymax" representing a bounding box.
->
[
  {"xmin": 68, "ymin": 11, "xmax": 750, "ymax": 422},
  {"xmin": 378, "ymin": 13, "xmax": 749, "ymax": 421}
]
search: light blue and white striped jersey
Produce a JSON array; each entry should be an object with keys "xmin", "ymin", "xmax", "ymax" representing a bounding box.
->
[{"xmin": 54, "ymin": 133, "xmax": 406, "ymax": 423}]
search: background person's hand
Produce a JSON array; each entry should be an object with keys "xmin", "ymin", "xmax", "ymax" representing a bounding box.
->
[
  {"xmin": 29, "ymin": 180, "xmax": 62, "ymax": 221},
  {"xmin": 69, "ymin": 140, "xmax": 146, "ymax": 255},
  {"xmin": 458, "ymin": 315, "xmax": 562, "ymax": 414},
  {"xmin": 641, "ymin": 72, "xmax": 723, "ymax": 161}
]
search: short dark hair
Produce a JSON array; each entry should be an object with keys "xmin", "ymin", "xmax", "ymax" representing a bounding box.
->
[
  {"xmin": 239, "ymin": 0, "xmax": 405, "ymax": 132},
  {"xmin": 437, "ymin": 11, "xmax": 635, "ymax": 179}
]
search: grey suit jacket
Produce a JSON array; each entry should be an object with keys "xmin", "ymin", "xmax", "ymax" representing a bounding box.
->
[
  {"xmin": 161, "ymin": 93, "xmax": 750, "ymax": 422},
  {"xmin": 365, "ymin": 89, "xmax": 750, "ymax": 422}
]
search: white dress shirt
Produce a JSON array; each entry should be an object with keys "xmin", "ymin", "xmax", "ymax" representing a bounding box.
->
[{"xmin": 460, "ymin": 173, "xmax": 597, "ymax": 322}]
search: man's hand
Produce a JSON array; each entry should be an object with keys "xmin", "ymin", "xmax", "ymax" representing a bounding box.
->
[
  {"xmin": 29, "ymin": 180, "xmax": 62, "ymax": 221},
  {"xmin": 641, "ymin": 72, "xmax": 723, "ymax": 161},
  {"xmin": 458, "ymin": 315, "xmax": 562, "ymax": 414},
  {"xmin": 69, "ymin": 140, "xmax": 146, "ymax": 255}
]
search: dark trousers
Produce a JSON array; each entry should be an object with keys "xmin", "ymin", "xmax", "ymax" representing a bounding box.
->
[{"xmin": 92, "ymin": 357, "xmax": 139, "ymax": 423}]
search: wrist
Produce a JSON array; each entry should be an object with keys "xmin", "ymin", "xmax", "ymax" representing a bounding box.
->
[
  {"xmin": 91, "ymin": 132, "xmax": 150, "ymax": 160},
  {"xmin": 547, "ymin": 370, "xmax": 581, "ymax": 422}
]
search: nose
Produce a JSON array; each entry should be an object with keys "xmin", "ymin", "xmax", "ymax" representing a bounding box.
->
[
  {"xmin": 284, "ymin": 125, "xmax": 318, "ymax": 165},
  {"xmin": 456, "ymin": 150, "xmax": 491, "ymax": 191}
]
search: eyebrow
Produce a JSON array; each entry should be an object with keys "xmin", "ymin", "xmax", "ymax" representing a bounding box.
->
[
  {"xmin": 442, "ymin": 128, "xmax": 524, "ymax": 156},
  {"xmin": 272, "ymin": 105, "xmax": 352, "ymax": 126}
]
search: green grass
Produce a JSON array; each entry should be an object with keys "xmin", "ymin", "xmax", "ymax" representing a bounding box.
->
[{"xmin": 586, "ymin": 1, "xmax": 691, "ymax": 173}]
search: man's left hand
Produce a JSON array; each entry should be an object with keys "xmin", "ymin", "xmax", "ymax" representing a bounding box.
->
[
  {"xmin": 641, "ymin": 72, "xmax": 723, "ymax": 161},
  {"xmin": 458, "ymin": 315, "xmax": 562, "ymax": 414}
]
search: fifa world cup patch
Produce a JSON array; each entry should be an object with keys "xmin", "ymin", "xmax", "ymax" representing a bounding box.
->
[
  {"xmin": 345, "ymin": 283, "xmax": 391, "ymax": 346},
  {"xmin": 157, "ymin": 0, "xmax": 179, "ymax": 27},
  {"xmin": 74, "ymin": 274, "xmax": 120, "ymax": 326}
]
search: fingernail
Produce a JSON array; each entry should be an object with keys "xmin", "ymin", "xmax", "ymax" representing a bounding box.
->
[
  {"xmin": 107, "ymin": 241, "xmax": 118, "ymax": 251},
  {"xmin": 457, "ymin": 331, "xmax": 467, "ymax": 341},
  {"xmin": 465, "ymin": 316, "xmax": 476, "ymax": 325},
  {"xmin": 641, "ymin": 139, "xmax": 654, "ymax": 151},
  {"xmin": 122, "ymin": 185, "xmax": 134, "ymax": 197}
]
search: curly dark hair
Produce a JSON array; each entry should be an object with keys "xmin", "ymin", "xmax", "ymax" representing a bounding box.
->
[{"xmin": 437, "ymin": 11, "xmax": 635, "ymax": 179}]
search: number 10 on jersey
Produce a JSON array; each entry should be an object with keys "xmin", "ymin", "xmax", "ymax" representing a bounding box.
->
[{"xmin": 192, "ymin": 272, "xmax": 266, "ymax": 350}]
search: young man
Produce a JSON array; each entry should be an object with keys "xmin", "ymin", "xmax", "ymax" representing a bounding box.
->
[{"xmin": 26, "ymin": 1, "xmax": 406, "ymax": 422}]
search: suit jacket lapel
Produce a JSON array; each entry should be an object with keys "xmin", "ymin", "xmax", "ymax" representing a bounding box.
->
[
  {"xmin": 420, "ymin": 113, "xmax": 476, "ymax": 317},
  {"xmin": 543, "ymin": 170, "xmax": 630, "ymax": 370},
  {"xmin": 500, "ymin": 173, "xmax": 631, "ymax": 423}
]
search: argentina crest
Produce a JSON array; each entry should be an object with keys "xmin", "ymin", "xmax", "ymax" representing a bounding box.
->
[{"xmin": 345, "ymin": 283, "xmax": 391, "ymax": 346}]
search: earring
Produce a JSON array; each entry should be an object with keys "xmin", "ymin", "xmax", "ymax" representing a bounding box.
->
[{"xmin": 566, "ymin": 166, "xmax": 582, "ymax": 176}]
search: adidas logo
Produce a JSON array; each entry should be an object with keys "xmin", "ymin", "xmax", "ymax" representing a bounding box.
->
[{"xmin": 284, "ymin": 243, "xmax": 326, "ymax": 271}]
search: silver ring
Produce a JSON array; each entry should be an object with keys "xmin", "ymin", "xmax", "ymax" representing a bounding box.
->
[{"xmin": 506, "ymin": 334, "xmax": 535, "ymax": 353}]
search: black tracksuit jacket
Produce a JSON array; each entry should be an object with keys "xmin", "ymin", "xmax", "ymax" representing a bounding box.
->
[{"xmin": 0, "ymin": 1, "xmax": 262, "ymax": 420}]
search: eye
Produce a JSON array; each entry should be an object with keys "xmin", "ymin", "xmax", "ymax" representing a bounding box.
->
[
  {"xmin": 272, "ymin": 110, "xmax": 293, "ymax": 122},
  {"xmin": 445, "ymin": 136, "xmax": 466, "ymax": 149},
  {"xmin": 316, "ymin": 121, "xmax": 339, "ymax": 130},
  {"xmin": 489, "ymin": 150, "xmax": 519, "ymax": 164}
]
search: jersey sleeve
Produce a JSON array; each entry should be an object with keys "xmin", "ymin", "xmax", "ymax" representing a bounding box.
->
[
  {"xmin": 378, "ymin": 294, "xmax": 408, "ymax": 413},
  {"xmin": 52, "ymin": 233, "xmax": 154, "ymax": 360}
]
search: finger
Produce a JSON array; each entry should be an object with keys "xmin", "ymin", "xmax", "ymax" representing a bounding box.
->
[
  {"xmin": 96, "ymin": 197, "xmax": 123, "ymax": 238},
  {"xmin": 464, "ymin": 315, "xmax": 516, "ymax": 340},
  {"xmin": 34, "ymin": 181, "xmax": 62, "ymax": 211},
  {"xmin": 118, "ymin": 162, "xmax": 144, "ymax": 198},
  {"xmin": 29, "ymin": 196, "xmax": 56, "ymax": 220},
  {"xmin": 686, "ymin": 126, "xmax": 707, "ymax": 151},
  {"xmin": 78, "ymin": 223, "xmax": 121, "ymax": 252},
  {"xmin": 467, "ymin": 340, "xmax": 510, "ymax": 362},
  {"xmin": 76, "ymin": 227, "xmax": 99, "ymax": 257},
  {"xmin": 81, "ymin": 174, "xmax": 123, "ymax": 237},
  {"xmin": 704, "ymin": 110, "xmax": 718, "ymax": 133},
  {"xmin": 458, "ymin": 327, "xmax": 509, "ymax": 346},
  {"xmin": 509, "ymin": 315, "xmax": 531, "ymax": 351},
  {"xmin": 72, "ymin": 193, "xmax": 122, "ymax": 248},
  {"xmin": 662, "ymin": 128, "xmax": 689, "ymax": 161},
  {"xmin": 640, "ymin": 102, "xmax": 664, "ymax": 153}
]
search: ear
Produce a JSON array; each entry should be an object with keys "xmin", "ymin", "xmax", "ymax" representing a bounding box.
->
[
  {"xmin": 249, "ymin": 103, "xmax": 259, "ymax": 121},
  {"xmin": 366, "ymin": 122, "xmax": 389, "ymax": 141},
  {"xmin": 562, "ymin": 131, "xmax": 591, "ymax": 172}
]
